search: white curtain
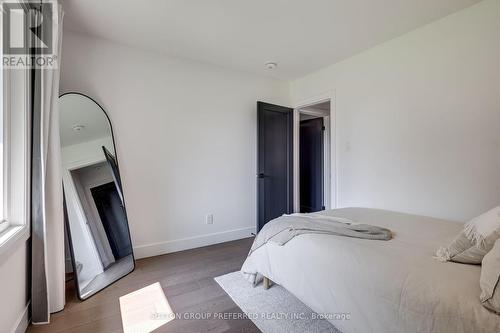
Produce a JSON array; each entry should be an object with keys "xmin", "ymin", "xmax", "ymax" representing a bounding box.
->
[{"xmin": 31, "ymin": 2, "xmax": 65, "ymax": 324}]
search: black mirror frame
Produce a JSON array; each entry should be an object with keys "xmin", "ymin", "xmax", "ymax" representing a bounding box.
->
[{"xmin": 60, "ymin": 91, "xmax": 135, "ymax": 301}]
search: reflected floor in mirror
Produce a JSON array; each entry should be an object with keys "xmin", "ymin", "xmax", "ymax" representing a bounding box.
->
[
  {"xmin": 80, "ymin": 255, "xmax": 134, "ymax": 300},
  {"xmin": 26, "ymin": 238, "xmax": 258, "ymax": 333}
]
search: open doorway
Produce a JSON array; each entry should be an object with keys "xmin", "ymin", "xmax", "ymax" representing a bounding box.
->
[
  {"xmin": 294, "ymin": 100, "xmax": 331, "ymax": 213},
  {"xmin": 70, "ymin": 161, "xmax": 118, "ymax": 269}
]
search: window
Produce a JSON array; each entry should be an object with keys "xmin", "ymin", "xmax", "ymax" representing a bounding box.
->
[
  {"xmin": 0, "ymin": 62, "xmax": 5, "ymax": 234},
  {"xmin": 0, "ymin": 27, "xmax": 30, "ymax": 252}
]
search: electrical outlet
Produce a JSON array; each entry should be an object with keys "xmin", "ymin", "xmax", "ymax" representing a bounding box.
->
[{"xmin": 206, "ymin": 214, "xmax": 214, "ymax": 225}]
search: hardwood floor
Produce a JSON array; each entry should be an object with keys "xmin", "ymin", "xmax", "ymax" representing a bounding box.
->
[{"xmin": 27, "ymin": 237, "xmax": 260, "ymax": 333}]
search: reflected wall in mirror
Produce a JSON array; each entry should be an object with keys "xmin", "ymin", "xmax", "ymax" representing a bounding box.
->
[{"xmin": 59, "ymin": 92, "xmax": 134, "ymax": 300}]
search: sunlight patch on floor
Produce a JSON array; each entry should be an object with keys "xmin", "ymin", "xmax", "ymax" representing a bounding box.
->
[{"xmin": 119, "ymin": 282, "xmax": 174, "ymax": 333}]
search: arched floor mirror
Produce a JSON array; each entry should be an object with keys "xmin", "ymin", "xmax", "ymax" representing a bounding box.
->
[{"xmin": 59, "ymin": 92, "xmax": 135, "ymax": 300}]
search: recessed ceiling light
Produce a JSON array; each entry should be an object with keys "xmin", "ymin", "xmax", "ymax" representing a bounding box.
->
[
  {"xmin": 72, "ymin": 124, "xmax": 85, "ymax": 132},
  {"xmin": 265, "ymin": 62, "xmax": 277, "ymax": 70}
]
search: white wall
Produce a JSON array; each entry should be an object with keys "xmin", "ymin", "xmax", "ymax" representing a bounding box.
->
[
  {"xmin": 0, "ymin": 243, "xmax": 28, "ymax": 333},
  {"xmin": 60, "ymin": 31, "xmax": 290, "ymax": 258},
  {"xmin": 63, "ymin": 170, "xmax": 104, "ymax": 288},
  {"xmin": 290, "ymin": 0, "xmax": 500, "ymax": 222},
  {"xmin": 61, "ymin": 136, "xmax": 114, "ymax": 169}
]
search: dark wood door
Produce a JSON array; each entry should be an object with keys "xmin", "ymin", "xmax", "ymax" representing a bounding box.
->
[
  {"xmin": 257, "ymin": 102, "xmax": 293, "ymax": 232},
  {"xmin": 91, "ymin": 182, "xmax": 132, "ymax": 260},
  {"xmin": 300, "ymin": 117, "xmax": 324, "ymax": 213},
  {"xmin": 102, "ymin": 146, "xmax": 124, "ymax": 204}
]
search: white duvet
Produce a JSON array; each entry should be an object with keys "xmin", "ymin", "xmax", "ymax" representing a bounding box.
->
[{"xmin": 241, "ymin": 208, "xmax": 500, "ymax": 333}]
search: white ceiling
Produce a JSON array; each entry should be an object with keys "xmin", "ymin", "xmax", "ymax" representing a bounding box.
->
[
  {"xmin": 62, "ymin": 0, "xmax": 480, "ymax": 80},
  {"xmin": 59, "ymin": 94, "xmax": 111, "ymax": 147}
]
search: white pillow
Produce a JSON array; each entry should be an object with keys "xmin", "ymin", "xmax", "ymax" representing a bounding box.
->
[
  {"xmin": 464, "ymin": 205, "xmax": 500, "ymax": 247},
  {"xmin": 480, "ymin": 238, "xmax": 500, "ymax": 313},
  {"xmin": 435, "ymin": 231, "xmax": 489, "ymax": 264},
  {"xmin": 435, "ymin": 205, "xmax": 500, "ymax": 264}
]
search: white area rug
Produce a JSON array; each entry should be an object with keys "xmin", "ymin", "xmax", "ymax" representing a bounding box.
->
[{"xmin": 215, "ymin": 271, "xmax": 341, "ymax": 333}]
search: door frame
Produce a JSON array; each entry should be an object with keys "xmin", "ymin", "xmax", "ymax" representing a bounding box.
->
[
  {"xmin": 293, "ymin": 90, "xmax": 337, "ymax": 212},
  {"xmin": 70, "ymin": 164, "xmax": 116, "ymax": 269}
]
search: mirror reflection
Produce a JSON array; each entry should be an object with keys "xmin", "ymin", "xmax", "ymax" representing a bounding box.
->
[{"xmin": 59, "ymin": 93, "xmax": 134, "ymax": 300}]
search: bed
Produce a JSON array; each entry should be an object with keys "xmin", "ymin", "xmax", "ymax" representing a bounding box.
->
[{"xmin": 241, "ymin": 207, "xmax": 500, "ymax": 333}]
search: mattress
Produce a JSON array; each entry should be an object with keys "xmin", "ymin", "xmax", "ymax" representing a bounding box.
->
[{"xmin": 241, "ymin": 207, "xmax": 500, "ymax": 333}]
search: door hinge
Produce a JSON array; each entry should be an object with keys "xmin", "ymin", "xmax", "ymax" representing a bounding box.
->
[
  {"xmin": 322, "ymin": 206, "xmax": 326, "ymax": 210},
  {"xmin": 322, "ymin": 126, "xmax": 326, "ymax": 131}
]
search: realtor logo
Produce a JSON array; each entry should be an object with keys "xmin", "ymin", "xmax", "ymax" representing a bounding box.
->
[{"xmin": 2, "ymin": 0, "xmax": 58, "ymax": 68}]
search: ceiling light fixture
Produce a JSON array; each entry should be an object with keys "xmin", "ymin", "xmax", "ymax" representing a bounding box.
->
[
  {"xmin": 72, "ymin": 124, "xmax": 85, "ymax": 132},
  {"xmin": 265, "ymin": 62, "xmax": 277, "ymax": 70}
]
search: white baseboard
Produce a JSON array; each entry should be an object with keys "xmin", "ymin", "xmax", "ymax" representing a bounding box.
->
[
  {"xmin": 133, "ymin": 226, "xmax": 255, "ymax": 259},
  {"xmin": 11, "ymin": 303, "xmax": 29, "ymax": 333}
]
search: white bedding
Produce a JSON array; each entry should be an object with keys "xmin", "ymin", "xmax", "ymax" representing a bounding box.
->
[{"xmin": 241, "ymin": 208, "xmax": 500, "ymax": 333}]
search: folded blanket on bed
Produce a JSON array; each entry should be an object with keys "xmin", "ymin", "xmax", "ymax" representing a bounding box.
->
[{"xmin": 242, "ymin": 213, "xmax": 392, "ymax": 284}]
